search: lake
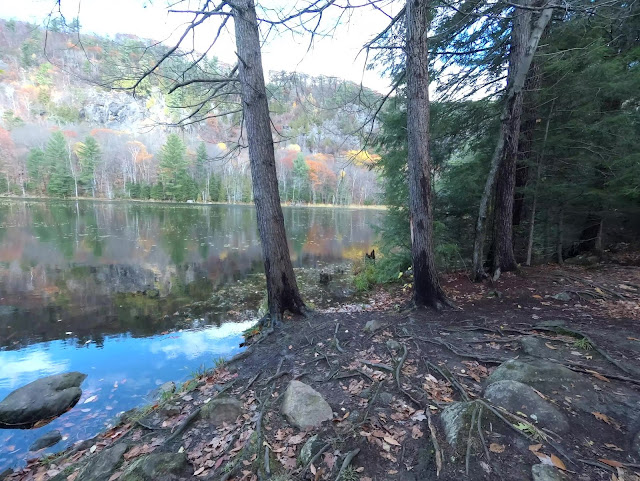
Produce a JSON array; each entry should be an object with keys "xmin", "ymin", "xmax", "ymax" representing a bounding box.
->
[{"xmin": 0, "ymin": 200, "xmax": 381, "ymax": 471}]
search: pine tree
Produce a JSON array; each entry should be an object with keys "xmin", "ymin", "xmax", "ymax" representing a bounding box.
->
[
  {"xmin": 46, "ymin": 132, "xmax": 74, "ymax": 198},
  {"xmin": 76, "ymin": 136, "xmax": 101, "ymax": 197},
  {"xmin": 26, "ymin": 147, "xmax": 46, "ymax": 194},
  {"xmin": 158, "ymin": 133, "xmax": 188, "ymax": 201},
  {"xmin": 292, "ymin": 153, "xmax": 309, "ymax": 203}
]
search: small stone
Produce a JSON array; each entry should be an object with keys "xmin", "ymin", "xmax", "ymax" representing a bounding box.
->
[
  {"xmin": 386, "ymin": 339, "xmax": 401, "ymax": 351},
  {"xmin": 363, "ymin": 319, "xmax": 384, "ymax": 333},
  {"xmin": 532, "ymin": 464, "xmax": 567, "ymax": 481},
  {"xmin": 298, "ymin": 434, "xmax": 326, "ymax": 466},
  {"xmin": 379, "ymin": 392, "xmax": 393, "ymax": 404},
  {"xmin": 30, "ymin": 430, "xmax": 62, "ymax": 451},
  {"xmin": 155, "ymin": 381, "xmax": 175, "ymax": 398},
  {"xmin": 281, "ymin": 380, "xmax": 332, "ymax": 430},
  {"xmin": 76, "ymin": 443, "xmax": 127, "ymax": 481},
  {"xmin": 199, "ymin": 397, "xmax": 243, "ymax": 425},
  {"xmin": 551, "ymin": 292, "xmax": 571, "ymax": 302}
]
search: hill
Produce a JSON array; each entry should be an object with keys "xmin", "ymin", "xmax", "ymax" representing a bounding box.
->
[{"xmin": 0, "ymin": 18, "xmax": 382, "ymax": 204}]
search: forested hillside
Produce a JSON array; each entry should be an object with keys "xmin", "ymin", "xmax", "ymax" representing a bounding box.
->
[{"xmin": 0, "ymin": 19, "xmax": 381, "ymax": 204}]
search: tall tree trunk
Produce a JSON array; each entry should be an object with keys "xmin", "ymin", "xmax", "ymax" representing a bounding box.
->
[
  {"xmin": 233, "ymin": 0, "xmax": 305, "ymax": 324},
  {"xmin": 556, "ymin": 208, "xmax": 564, "ymax": 264},
  {"xmin": 525, "ymin": 98, "xmax": 554, "ymax": 266},
  {"xmin": 492, "ymin": 4, "xmax": 532, "ymax": 276},
  {"xmin": 405, "ymin": 0, "xmax": 447, "ymax": 309},
  {"xmin": 471, "ymin": 4, "xmax": 554, "ymax": 281}
]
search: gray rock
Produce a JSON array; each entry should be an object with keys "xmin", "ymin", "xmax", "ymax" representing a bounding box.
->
[
  {"xmin": 281, "ymin": 381, "xmax": 332, "ymax": 430},
  {"xmin": 551, "ymin": 292, "xmax": 572, "ymax": 302},
  {"xmin": 520, "ymin": 336, "xmax": 566, "ymax": 362},
  {"xmin": 440, "ymin": 402, "xmax": 477, "ymax": 451},
  {"xmin": 379, "ymin": 392, "xmax": 394, "ymax": 404},
  {"xmin": 157, "ymin": 381, "xmax": 176, "ymax": 397},
  {"xmin": 484, "ymin": 380, "xmax": 569, "ymax": 433},
  {"xmin": 363, "ymin": 319, "xmax": 384, "ymax": 333},
  {"xmin": 120, "ymin": 453, "xmax": 189, "ymax": 481},
  {"xmin": 486, "ymin": 359, "xmax": 584, "ymax": 393},
  {"xmin": 298, "ymin": 434, "xmax": 326, "ymax": 466},
  {"xmin": 386, "ymin": 339, "xmax": 402, "ymax": 351},
  {"xmin": 532, "ymin": 464, "xmax": 567, "ymax": 481},
  {"xmin": 30, "ymin": 430, "xmax": 62, "ymax": 451},
  {"xmin": 200, "ymin": 397, "xmax": 243, "ymax": 425},
  {"xmin": 633, "ymin": 430, "xmax": 640, "ymax": 457},
  {"xmin": 76, "ymin": 443, "xmax": 127, "ymax": 481},
  {"xmin": 0, "ymin": 372, "xmax": 87, "ymax": 428},
  {"xmin": 0, "ymin": 468, "xmax": 13, "ymax": 480}
]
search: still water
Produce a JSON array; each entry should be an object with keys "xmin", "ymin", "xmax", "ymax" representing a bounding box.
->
[{"xmin": 0, "ymin": 200, "xmax": 380, "ymax": 470}]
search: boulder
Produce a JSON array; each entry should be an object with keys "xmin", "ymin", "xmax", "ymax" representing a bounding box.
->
[
  {"xmin": 440, "ymin": 402, "xmax": 477, "ymax": 451},
  {"xmin": 0, "ymin": 372, "xmax": 87, "ymax": 428},
  {"xmin": 120, "ymin": 452, "xmax": 189, "ymax": 481},
  {"xmin": 551, "ymin": 292, "xmax": 572, "ymax": 302},
  {"xmin": 519, "ymin": 336, "xmax": 568, "ymax": 363},
  {"xmin": 485, "ymin": 359, "xmax": 584, "ymax": 393},
  {"xmin": 363, "ymin": 319, "xmax": 384, "ymax": 333},
  {"xmin": 29, "ymin": 430, "xmax": 62, "ymax": 451},
  {"xmin": 0, "ymin": 468, "xmax": 13, "ymax": 480},
  {"xmin": 484, "ymin": 380, "xmax": 569, "ymax": 433},
  {"xmin": 200, "ymin": 397, "xmax": 243, "ymax": 425},
  {"xmin": 532, "ymin": 464, "xmax": 567, "ymax": 481},
  {"xmin": 156, "ymin": 381, "xmax": 176, "ymax": 397},
  {"xmin": 76, "ymin": 443, "xmax": 127, "ymax": 481},
  {"xmin": 281, "ymin": 381, "xmax": 332, "ymax": 430}
]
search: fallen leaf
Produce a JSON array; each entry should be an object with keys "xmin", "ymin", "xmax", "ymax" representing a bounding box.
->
[
  {"xmin": 599, "ymin": 459, "xmax": 624, "ymax": 468},
  {"xmin": 544, "ymin": 342, "xmax": 558, "ymax": 350},
  {"xmin": 585, "ymin": 369, "xmax": 610, "ymax": 382},
  {"xmin": 384, "ymin": 436, "xmax": 401, "ymax": 446},
  {"xmin": 529, "ymin": 444, "xmax": 542, "ymax": 453},
  {"xmin": 489, "ymin": 443, "xmax": 505, "ymax": 453},
  {"xmin": 84, "ymin": 395, "xmax": 98, "ymax": 404},
  {"xmin": 550, "ymin": 454, "xmax": 566, "ymax": 470},
  {"xmin": 605, "ymin": 443, "xmax": 624, "ymax": 452}
]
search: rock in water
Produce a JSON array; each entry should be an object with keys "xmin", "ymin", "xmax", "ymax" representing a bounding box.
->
[
  {"xmin": 120, "ymin": 453, "xmax": 189, "ymax": 481},
  {"xmin": 75, "ymin": 443, "xmax": 127, "ymax": 481},
  {"xmin": 0, "ymin": 372, "xmax": 87, "ymax": 428},
  {"xmin": 532, "ymin": 464, "xmax": 567, "ymax": 481},
  {"xmin": 29, "ymin": 430, "xmax": 62, "ymax": 451},
  {"xmin": 484, "ymin": 380, "xmax": 569, "ymax": 433},
  {"xmin": 199, "ymin": 397, "xmax": 243, "ymax": 425},
  {"xmin": 281, "ymin": 380, "xmax": 332, "ymax": 430}
]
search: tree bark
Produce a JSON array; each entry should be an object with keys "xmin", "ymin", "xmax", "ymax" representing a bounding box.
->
[
  {"xmin": 233, "ymin": 0, "xmax": 306, "ymax": 324},
  {"xmin": 471, "ymin": 3, "xmax": 554, "ymax": 281},
  {"xmin": 492, "ymin": 4, "xmax": 532, "ymax": 275},
  {"xmin": 405, "ymin": 0, "xmax": 447, "ymax": 309}
]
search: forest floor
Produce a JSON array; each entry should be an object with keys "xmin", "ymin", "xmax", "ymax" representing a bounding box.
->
[{"xmin": 4, "ymin": 257, "xmax": 640, "ymax": 481}]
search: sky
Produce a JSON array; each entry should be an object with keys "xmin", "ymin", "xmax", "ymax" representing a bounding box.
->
[{"xmin": 0, "ymin": 0, "xmax": 401, "ymax": 93}]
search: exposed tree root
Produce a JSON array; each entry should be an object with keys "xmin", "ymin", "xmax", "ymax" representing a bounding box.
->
[{"xmin": 335, "ymin": 448, "xmax": 360, "ymax": 481}]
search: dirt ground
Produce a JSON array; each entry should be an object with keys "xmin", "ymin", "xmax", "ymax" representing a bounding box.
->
[{"xmin": 5, "ymin": 261, "xmax": 640, "ymax": 481}]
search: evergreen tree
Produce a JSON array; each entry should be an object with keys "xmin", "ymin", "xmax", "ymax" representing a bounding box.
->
[
  {"xmin": 158, "ymin": 133, "xmax": 189, "ymax": 201},
  {"xmin": 75, "ymin": 136, "xmax": 101, "ymax": 197},
  {"xmin": 26, "ymin": 147, "xmax": 46, "ymax": 194},
  {"xmin": 46, "ymin": 132, "xmax": 74, "ymax": 198},
  {"xmin": 292, "ymin": 153, "xmax": 309, "ymax": 203}
]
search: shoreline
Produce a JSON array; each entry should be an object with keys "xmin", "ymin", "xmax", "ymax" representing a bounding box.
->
[{"xmin": 0, "ymin": 196, "xmax": 387, "ymax": 211}]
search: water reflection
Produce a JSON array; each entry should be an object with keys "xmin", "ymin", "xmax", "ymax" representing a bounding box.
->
[
  {"xmin": 0, "ymin": 200, "xmax": 380, "ymax": 470},
  {"xmin": 0, "ymin": 201, "xmax": 379, "ymax": 348}
]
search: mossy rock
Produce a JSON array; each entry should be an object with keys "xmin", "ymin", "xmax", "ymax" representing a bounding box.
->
[
  {"xmin": 199, "ymin": 397, "xmax": 243, "ymax": 425},
  {"xmin": 120, "ymin": 452, "xmax": 189, "ymax": 481}
]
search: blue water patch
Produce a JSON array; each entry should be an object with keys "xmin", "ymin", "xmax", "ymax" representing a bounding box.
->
[{"xmin": 0, "ymin": 320, "xmax": 255, "ymax": 471}]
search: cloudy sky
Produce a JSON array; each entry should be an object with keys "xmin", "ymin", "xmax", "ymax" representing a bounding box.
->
[{"xmin": 0, "ymin": 0, "xmax": 401, "ymax": 92}]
